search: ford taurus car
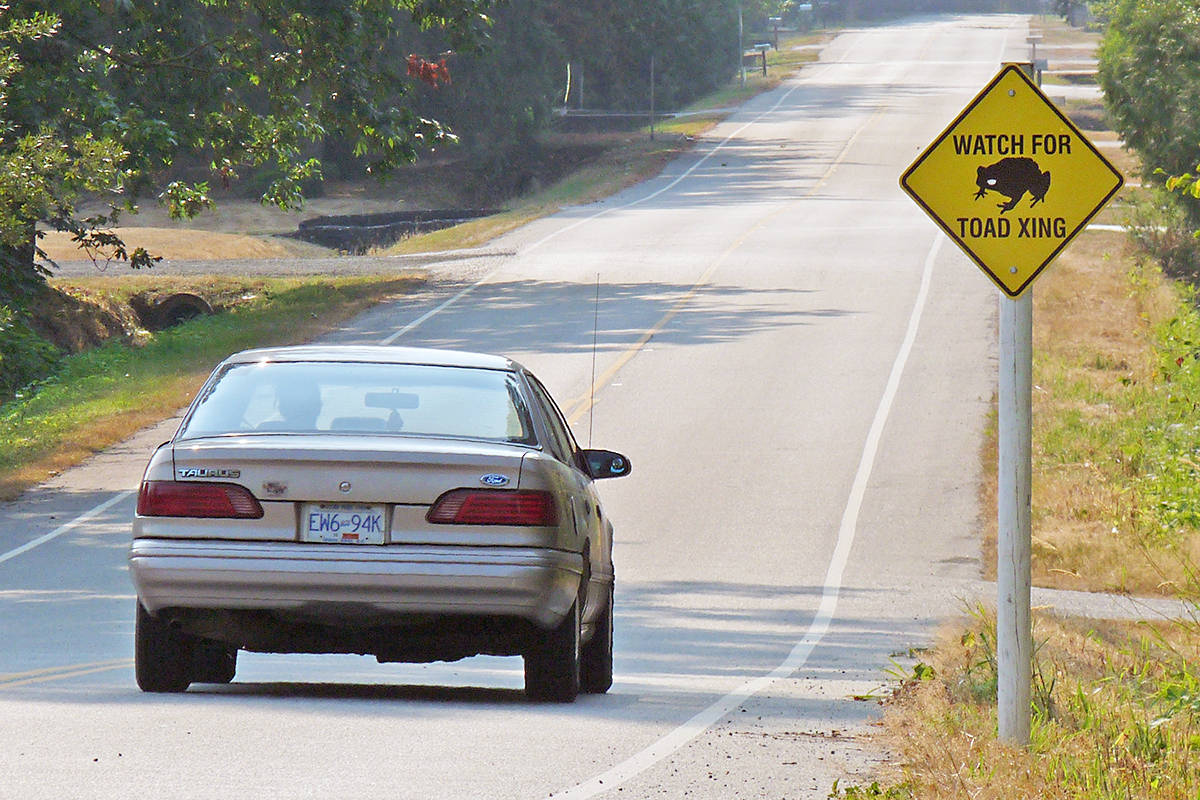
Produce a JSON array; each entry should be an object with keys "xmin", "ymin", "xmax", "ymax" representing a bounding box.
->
[{"xmin": 129, "ymin": 345, "xmax": 630, "ymax": 701}]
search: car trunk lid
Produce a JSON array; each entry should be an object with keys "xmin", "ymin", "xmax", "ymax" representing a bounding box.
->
[{"xmin": 170, "ymin": 434, "xmax": 528, "ymax": 506}]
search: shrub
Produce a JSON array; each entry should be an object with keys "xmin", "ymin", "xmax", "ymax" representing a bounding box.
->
[{"xmin": 0, "ymin": 305, "xmax": 60, "ymax": 401}]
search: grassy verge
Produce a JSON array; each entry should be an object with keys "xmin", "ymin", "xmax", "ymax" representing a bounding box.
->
[
  {"xmin": 1027, "ymin": 242, "xmax": 1200, "ymax": 594},
  {"xmin": 859, "ymin": 607, "xmax": 1200, "ymax": 799},
  {"xmin": 974, "ymin": 227, "xmax": 1200, "ymax": 596},
  {"xmin": 37, "ymin": 226, "xmax": 330, "ymax": 262},
  {"xmin": 1, "ymin": 274, "xmax": 421, "ymax": 499}
]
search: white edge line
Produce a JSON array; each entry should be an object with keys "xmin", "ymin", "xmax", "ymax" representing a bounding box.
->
[
  {"xmin": 0, "ymin": 490, "xmax": 134, "ymax": 566},
  {"xmin": 552, "ymin": 234, "xmax": 943, "ymax": 800}
]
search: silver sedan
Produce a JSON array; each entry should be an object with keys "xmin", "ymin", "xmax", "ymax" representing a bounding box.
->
[{"xmin": 129, "ymin": 345, "xmax": 630, "ymax": 702}]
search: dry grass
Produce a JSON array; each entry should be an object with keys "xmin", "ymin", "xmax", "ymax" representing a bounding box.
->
[
  {"xmin": 1025, "ymin": 232, "xmax": 1200, "ymax": 594},
  {"xmin": 981, "ymin": 233, "xmax": 1149, "ymax": 589},
  {"xmin": 384, "ymin": 135, "xmax": 696, "ymax": 254},
  {"xmin": 978, "ymin": 224, "xmax": 1200, "ymax": 595},
  {"xmin": 1033, "ymin": 17, "xmax": 1101, "ymax": 48},
  {"xmin": 875, "ymin": 609, "xmax": 1200, "ymax": 799},
  {"xmin": 38, "ymin": 227, "xmax": 331, "ymax": 262}
]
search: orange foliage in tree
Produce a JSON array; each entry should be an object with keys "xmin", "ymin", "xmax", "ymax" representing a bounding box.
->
[{"xmin": 407, "ymin": 54, "xmax": 452, "ymax": 88}]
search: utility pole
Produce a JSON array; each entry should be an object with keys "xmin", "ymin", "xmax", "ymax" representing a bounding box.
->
[
  {"xmin": 649, "ymin": 55, "xmax": 656, "ymax": 140},
  {"xmin": 738, "ymin": 4, "xmax": 745, "ymax": 85}
]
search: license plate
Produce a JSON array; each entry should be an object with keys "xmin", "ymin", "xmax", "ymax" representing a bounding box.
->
[{"xmin": 302, "ymin": 503, "xmax": 387, "ymax": 544}]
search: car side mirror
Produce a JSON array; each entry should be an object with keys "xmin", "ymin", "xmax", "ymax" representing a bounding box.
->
[{"xmin": 581, "ymin": 449, "xmax": 631, "ymax": 479}]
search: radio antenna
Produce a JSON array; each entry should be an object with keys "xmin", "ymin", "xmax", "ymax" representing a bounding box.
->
[{"xmin": 588, "ymin": 273, "xmax": 600, "ymax": 448}]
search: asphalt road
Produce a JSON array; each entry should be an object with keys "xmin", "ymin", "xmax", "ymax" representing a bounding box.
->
[{"xmin": 3, "ymin": 14, "xmax": 1032, "ymax": 799}]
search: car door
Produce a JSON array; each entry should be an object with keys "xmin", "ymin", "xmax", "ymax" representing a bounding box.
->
[{"xmin": 524, "ymin": 375, "xmax": 612, "ymax": 613}]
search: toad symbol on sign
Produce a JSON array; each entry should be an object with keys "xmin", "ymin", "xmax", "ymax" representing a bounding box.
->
[{"xmin": 974, "ymin": 157, "xmax": 1051, "ymax": 213}]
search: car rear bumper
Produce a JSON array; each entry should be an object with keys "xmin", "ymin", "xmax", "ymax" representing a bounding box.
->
[{"xmin": 129, "ymin": 538, "xmax": 583, "ymax": 629}]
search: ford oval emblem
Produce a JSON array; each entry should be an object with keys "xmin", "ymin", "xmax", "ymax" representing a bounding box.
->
[{"xmin": 480, "ymin": 473, "xmax": 510, "ymax": 487}]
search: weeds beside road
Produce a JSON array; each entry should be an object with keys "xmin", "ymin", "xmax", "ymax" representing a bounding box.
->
[{"xmin": 870, "ymin": 607, "xmax": 1200, "ymax": 799}]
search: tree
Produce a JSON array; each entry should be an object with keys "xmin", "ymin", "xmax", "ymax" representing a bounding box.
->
[
  {"xmin": 545, "ymin": 0, "xmax": 744, "ymax": 113},
  {"xmin": 1098, "ymin": 0, "xmax": 1200, "ymax": 198},
  {"xmin": 0, "ymin": 0, "xmax": 496, "ymax": 305},
  {"xmin": 414, "ymin": 0, "xmax": 567, "ymax": 195}
]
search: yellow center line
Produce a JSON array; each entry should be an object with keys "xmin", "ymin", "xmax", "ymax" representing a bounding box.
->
[
  {"xmin": 0, "ymin": 659, "xmax": 133, "ymax": 688},
  {"xmin": 566, "ymin": 107, "xmax": 882, "ymax": 427},
  {"xmin": 566, "ymin": 237, "xmax": 744, "ymax": 426}
]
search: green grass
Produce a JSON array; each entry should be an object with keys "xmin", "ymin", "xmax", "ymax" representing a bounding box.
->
[
  {"xmin": 0, "ymin": 274, "xmax": 420, "ymax": 498},
  {"xmin": 1119, "ymin": 287, "xmax": 1200, "ymax": 536},
  {"xmin": 1040, "ymin": 261, "xmax": 1200, "ymax": 561}
]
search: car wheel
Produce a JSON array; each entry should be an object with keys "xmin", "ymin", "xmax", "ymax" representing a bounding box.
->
[
  {"xmin": 135, "ymin": 603, "xmax": 194, "ymax": 693},
  {"xmin": 192, "ymin": 639, "xmax": 237, "ymax": 684},
  {"xmin": 524, "ymin": 599, "xmax": 581, "ymax": 702},
  {"xmin": 580, "ymin": 582, "xmax": 613, "ymax": 694}
]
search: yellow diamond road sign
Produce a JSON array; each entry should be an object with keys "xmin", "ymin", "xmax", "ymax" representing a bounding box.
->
[{"xmin": 900, "ymin": 64, "xmax": 1123, "ymax": 297}]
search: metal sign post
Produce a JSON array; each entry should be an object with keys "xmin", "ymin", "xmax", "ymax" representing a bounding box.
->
[
  {"xmin": 997, "ymin": 288, "xmax": 1032, "ymax": 743},
  {"xmin": 899, "ymin": 62, "xmax": 1124, "ymax": 746}
]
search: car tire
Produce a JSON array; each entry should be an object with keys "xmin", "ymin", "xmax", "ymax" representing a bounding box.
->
[
  {"xmin": 135, "ymin": 603, "xmax": 194, "ymax": 693},
  {"xmin": 524, "ymin": 599, "xmax": 581, "ymax": 702},
  {"xmin": 192, "ymin": 640, "xmax": 238, "ymax": 684},
  {"xmin": 580, "ymin": 582, "xmax": 613, "ymax": 694}
]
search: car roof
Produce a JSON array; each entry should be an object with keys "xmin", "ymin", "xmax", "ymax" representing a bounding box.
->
[{"xmin": 221, "ymin": 345, "xmax": 524, "ymax": 372}]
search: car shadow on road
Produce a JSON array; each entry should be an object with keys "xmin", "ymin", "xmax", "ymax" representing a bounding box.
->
[
  {"xmin": 1, "ymin": 576, "xmax": 941, "ymax": 727},
  {"xmin": 192, "ymin": 680, "xmax": 529, "ymax": 705}
]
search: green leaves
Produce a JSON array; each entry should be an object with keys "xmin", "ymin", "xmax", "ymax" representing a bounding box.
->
[
  {"xmin": 1161, "ymin": 162, "xmax": 1200, "ymax": 204},
  {"xmin": 1099, "ymin": 0, "xmax": 1200, "ymax": 200},
  {"xmin": 0, "ymin": 9, "xmax": 59, "ymax": 43},
  {"xmin": 159, "ymin": 181, "xmax": 214, "ymax": 220},
  {"xmin": 0, "ymin": 0, "xmax": 499, "ymax": 302},
  {"xmin": 0, "ymin": 302, "xmax": 59, "ymax": 401}
]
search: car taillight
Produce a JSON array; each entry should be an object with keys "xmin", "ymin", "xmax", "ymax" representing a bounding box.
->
[
  {"xmin": 137, "ymin": 481, "xmax": 264, "ymax": 519},
  {"xmin": 426, "ymin": 489, "xmax": 558, "ymax": 526}
]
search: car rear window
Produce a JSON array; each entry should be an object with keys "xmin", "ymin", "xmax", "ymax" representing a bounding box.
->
[{"xmin": 178, "ymin": 361, "xmax": 537, "ymax": 445}]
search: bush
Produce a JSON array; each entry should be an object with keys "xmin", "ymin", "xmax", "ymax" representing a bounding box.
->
[
  {"xmin": 1126, "ymin": 192, "xmax": 1200, "ymax": 281},
  {"xmin": 0, "ymin": 305, "xmax": 60, "ymax": 401},
  {"xmin": 1099, "ymin": 0, "xmax": 1200, "ymax": 204}
]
